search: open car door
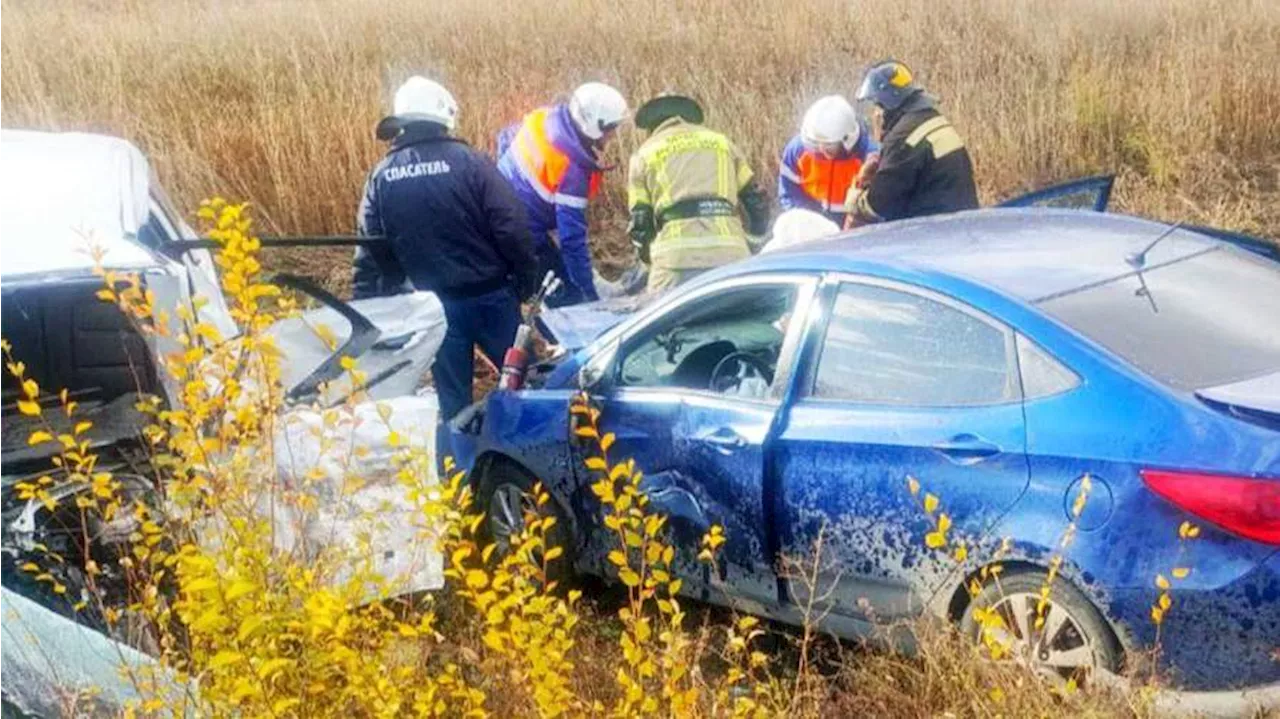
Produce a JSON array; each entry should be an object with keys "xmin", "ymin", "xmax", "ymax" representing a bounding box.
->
[
  {"xmin": 998, "ymin": 175, "xmax": 1115, "ymax": 212},
  {"xmin": 1000, "ymin": 175, "xmax": 1278, "ymax": 262},
  {"xmin": 254, "ymin": 274, "xmax": 447, "ymax": 407}
]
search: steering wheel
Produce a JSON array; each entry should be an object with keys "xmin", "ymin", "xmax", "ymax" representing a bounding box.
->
[{"xmin": 708, "ymin": 351, "xmax": 773, "ymax": 394}]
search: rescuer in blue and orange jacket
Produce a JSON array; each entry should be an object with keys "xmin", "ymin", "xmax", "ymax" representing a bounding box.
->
[
  {"xmin": 496, "ymin": 83, "xmax": 629, "ymax": 307},
  {"xmin": 777, "ymin": 95, "xmax": 880, "ymax": 227}
]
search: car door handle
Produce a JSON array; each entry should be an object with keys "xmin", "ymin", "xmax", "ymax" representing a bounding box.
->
[
  {"xmin": 932, "ymin": 433, "xmax": 1002, "ymax": 465},
  {"xmin": 699, "ymin": 427, "xmax": 747, "ymax": 455}
]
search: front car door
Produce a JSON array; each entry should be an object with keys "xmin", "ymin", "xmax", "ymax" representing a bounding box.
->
[
  {"xmin": 775, "ymin": 276, "xmax": 1030, "ymax": 620},
  {"xmin": 575, "ymin": 274, "xmax": 818, "ymax": 607}
]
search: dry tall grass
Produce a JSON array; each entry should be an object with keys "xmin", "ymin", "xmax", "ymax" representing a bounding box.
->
[{"xmin": 3, "ymin": 0, "xmax": 1278, "ymax": 285}]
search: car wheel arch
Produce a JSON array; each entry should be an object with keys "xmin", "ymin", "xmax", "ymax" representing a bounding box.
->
[
  {"xmin": 942, "ymin": 558, "xmax": 1046, "ymax": 623},
  {"xmin": 939, "ymin": 557, "xmax": 1130, "ymax": 663},
  {"xmin": 472, "ymin": 451, "xmax": 582, "ymax": 544}
]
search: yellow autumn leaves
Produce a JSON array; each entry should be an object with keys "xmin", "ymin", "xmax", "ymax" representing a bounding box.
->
[
  {"xmin": 1150, "ymin": 521, "xmax": 1198, "ymax": 627},
  {"xmin": 574, "ymin": 391, "xmax": 708, "ymax": 715},
  {"xmin": 907, "ymin": 475, "xmax": 967, "ymax": 561}
]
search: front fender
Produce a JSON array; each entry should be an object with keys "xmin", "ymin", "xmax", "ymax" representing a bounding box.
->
[{"xmin": 467, "ymin": 389, "xmax": 583, "ymax": 542}]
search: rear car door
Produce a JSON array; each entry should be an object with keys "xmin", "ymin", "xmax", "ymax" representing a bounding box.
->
[
  {"xmin": 775, "ymin": 276, "xmax": 1029, "ymax": 620},
  {"xmin": 576, "ymin": 275, "xmax": 818, "ymax": 606}
]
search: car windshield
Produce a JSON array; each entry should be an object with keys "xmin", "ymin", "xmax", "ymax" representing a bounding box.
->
[
  {"xmin": 1038, "ymin": 246, "xmax": 1280, "ymax": 390},
  {"xmin": 618, "ymin": 284, "xmax": 795, "ymax": 398}
]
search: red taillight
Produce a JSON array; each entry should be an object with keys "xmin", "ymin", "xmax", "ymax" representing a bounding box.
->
[{"xmin": 1141, "ymin": 469, "xmax": 1280, "ymax": 546}]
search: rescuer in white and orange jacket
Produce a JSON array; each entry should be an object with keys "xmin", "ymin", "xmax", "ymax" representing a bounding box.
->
[
  {"xmin": 496, "ymin": 83, "xmax": 628, "ymax": 307},
  {"xmin": 777, "ymin": 95, "xmax": 880, "ymax": 227}
]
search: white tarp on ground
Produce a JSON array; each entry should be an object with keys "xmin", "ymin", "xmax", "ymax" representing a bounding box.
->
[
  {"xmin": 271, "ymin": 393, "xmax": 445, "ymax": 597},
  {"xmin": 0, "ymin": 130, "xmax": 156, "ymax": 278}
]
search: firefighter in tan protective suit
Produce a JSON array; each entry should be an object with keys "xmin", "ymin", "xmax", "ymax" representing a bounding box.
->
[{"xmin": 626, "ymin": 95, "xmax": 770, "ymax": 291}]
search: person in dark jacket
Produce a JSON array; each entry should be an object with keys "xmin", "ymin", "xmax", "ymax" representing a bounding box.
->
[
  {"xmin": 355, "ymin": 76, "xmax": 537, "ymax": 423},
  {"xmin": 845, "ymin": 61, "xmax": 978, "ymax": 228}
]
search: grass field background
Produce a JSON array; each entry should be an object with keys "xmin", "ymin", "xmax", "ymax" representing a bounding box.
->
[
  {"xmin": 3, "ymin": 3, "xmax": 1276, "ymax": 713},
  {"xmin": 3, "ymin": 0, "xmax": 1278, "ymax": 286}
]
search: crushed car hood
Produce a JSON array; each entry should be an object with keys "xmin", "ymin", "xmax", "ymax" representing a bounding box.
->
[
  {"xmin": 0, "ymin": 130, "xmax": 156, "ymax": 279},
  {"xmin": 266, "ymin": 285, "xmax": 447, "ymax": 406},
  {"xmin": 2, "ymin": 587, "xmax": 192, "ymax": 716},
  {"xmin": 536, "ymin": 293, "xmax": 655, "ymax": 349}
]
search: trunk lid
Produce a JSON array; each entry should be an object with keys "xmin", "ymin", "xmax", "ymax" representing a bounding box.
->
[{"xmin": 1196, "ymin": 371, "xmax": 1280, "ymax": 430}]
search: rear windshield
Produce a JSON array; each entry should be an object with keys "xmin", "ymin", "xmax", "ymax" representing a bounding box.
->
[{"xmin": 1039, "ymin": 246, "xmax": 1280, "ymax": 390}]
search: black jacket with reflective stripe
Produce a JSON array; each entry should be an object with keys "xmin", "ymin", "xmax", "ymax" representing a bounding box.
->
[
  {"xmin": 856, "ymin": 98, "xmax": 978, "ymax": 223},
  {"xmin": 354, "ymin": 123, "xmax": 538, "ymax": 301}
]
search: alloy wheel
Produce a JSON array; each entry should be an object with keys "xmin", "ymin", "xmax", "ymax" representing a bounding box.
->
[
  {"xmin": 984, "ymin": 591, "xmax": 1099, "ymax": 684},
  {"xmin": 487, "ymin": 482, "xmax": 533, "ymax": 553}
]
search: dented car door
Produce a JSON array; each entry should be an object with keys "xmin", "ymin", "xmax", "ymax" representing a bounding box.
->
[{"xmin": 575, "ymin": 275, "xmax": 817, "ymax": 607}]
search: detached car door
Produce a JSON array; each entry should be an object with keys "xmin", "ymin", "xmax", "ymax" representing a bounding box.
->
[
  {"xmin": 775, "ymin": 276, "xmax": 1029, "ymax": 621},
  {"xmin": 575, "ymin": 274, "xmax": 818, "ymax": 607}
]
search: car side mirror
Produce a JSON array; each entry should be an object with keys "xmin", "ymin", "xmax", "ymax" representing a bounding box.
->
[{"xmin": 578, "ymin": 339, "xmax": 619, "ymax": 392}]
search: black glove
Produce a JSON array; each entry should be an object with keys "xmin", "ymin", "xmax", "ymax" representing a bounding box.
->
[
  {"xmin": 628, "ymin": 204, "xmax": 656, "ymax": 265},
  {"xmin": 512, "ymin": 267, "xmax": 540, "ymax": 303},
  {"xmin": 738, "ymin": 180, "xmax": 771, "ymax": 237},
  {"xmin": 631, "ymin": 237, "xmax": 651, "ymax": 265}
]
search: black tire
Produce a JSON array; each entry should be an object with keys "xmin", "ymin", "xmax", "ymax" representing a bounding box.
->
[
  {"xmin": 959, "ymin": 568, "xmax": 1123, "ymax": 681},
  {"xmin": 475, "ymin": 460, "xmax": 575, "ymax": 588}
]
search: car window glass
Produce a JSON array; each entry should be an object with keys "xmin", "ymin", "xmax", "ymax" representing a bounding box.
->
[
  {"xmin": 150, "ymin": 176, "xmax": 194, "ymax": 237},
  {"xmin": 617, "ymin": 284, "xmax": 796, "ymax": 400},
  {"xmin": 813, "ymin": 283, "xmax": 1017, "ymax": 406},
  {"xmin": 136, "ymin": 210, "xmax": 173, "ymax": 250},
  {"xmin": 1035, "ymin": 188, "xmax": 1098, "ymax": 210},
  {"xmin": 1016, "ymin": 333, "xmax": 1079, "ymax": 399}
]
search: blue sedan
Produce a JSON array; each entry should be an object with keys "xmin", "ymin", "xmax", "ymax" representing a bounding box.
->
[{"xmin": 450, "ymin": 208, "xmax": 1280, "ymax": 693}]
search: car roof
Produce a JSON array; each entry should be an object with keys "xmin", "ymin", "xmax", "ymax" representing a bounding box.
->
[
  {"xmin": 744, "ymin": 208, "xmax": 1223, "ymax": 302},
  {"xmin": 1, "ymin": 129, "xmax": 160, "ymax": 281}
]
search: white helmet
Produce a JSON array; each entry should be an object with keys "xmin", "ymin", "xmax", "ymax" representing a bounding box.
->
[
  {"xmin": 800, "ymin": 95, "xmax": 861, "ymax": 153},
  {"xmin": 392, "ymin": 76, "xmax": 458, "ymax": 130},
  {"xmin": 569, "ymin": 82, "xmax": 629, "ymax": 141}
]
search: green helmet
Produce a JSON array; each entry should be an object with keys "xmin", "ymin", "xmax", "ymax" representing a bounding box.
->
[{"xmin": 634, "ymin": 94, "xmax": 705, "ymax": 132}]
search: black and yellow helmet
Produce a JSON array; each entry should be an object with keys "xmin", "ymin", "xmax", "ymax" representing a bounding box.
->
[{"xmin": 855, "ymin": 60, "xmax": 922, "ymax": 111}]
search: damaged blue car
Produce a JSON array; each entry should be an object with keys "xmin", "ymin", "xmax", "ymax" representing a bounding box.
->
[{"xmin": 450, "ymin": 206, "xmax": 1280, "ymax": 699}]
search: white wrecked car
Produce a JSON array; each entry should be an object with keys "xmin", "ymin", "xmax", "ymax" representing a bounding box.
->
[{"xmin": 0, "ymin": 130, "xmax": 448, "ymax": 662}]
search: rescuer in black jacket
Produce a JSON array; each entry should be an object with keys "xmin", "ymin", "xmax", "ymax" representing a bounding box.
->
[
  {"xmin": 355, "ymin": 76, "xmax": 537, "ymax": 423},
  {"xmin": 846, "ymin": 61, "xmax": 979, "ymax": 227}
]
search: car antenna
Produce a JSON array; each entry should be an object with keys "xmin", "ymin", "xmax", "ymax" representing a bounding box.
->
[
  {"xmin": 1126, "ymin": 221, "xmax": 1183, "ymax": 270},
  {"xmin": 1126, "ymin": 221, "xmax": 1182, "ymax": 314}
]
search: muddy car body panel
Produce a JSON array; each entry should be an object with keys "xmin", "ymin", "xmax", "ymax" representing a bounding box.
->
[{"xmin": 456, "ymin": 208, "xmax": 1280, "ymax": 692}]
